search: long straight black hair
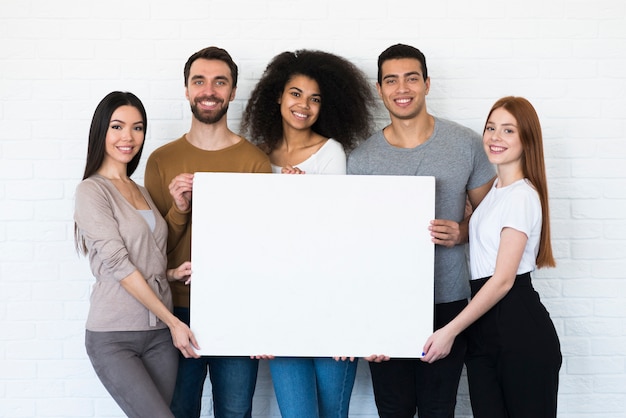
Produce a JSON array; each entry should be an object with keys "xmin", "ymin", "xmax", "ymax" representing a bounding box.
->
[
  {"xmin": 75, "ymin": 92, "xmax": 147, "ymax": 254},
  {"xmin": 81, "ymin": 91, "xmax": 148, "ymax": 180}
]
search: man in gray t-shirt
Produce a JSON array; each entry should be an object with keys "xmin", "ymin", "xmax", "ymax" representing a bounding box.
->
[{"xmin": 348, "ymin": 44, "xmax": 495, "ymax": 418}]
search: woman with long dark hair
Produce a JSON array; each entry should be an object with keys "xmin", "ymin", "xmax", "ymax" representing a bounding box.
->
[{"xmin": 74, "ymin": 91, "xmax": 199, "ymax": 418}]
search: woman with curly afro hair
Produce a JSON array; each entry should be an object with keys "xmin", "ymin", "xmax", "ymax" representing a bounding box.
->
[
  {"xmin": 241, "ymin": 49, "xmax": 376, "ymax": 175},
  {"xmin": 241, "ymin": 50, "xmax": 376, "ymax": 418}
]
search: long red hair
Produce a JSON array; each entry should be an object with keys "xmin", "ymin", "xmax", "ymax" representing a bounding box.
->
[{"xmin": 485, "ymin": 97, "xmax": 556, "ymax": 268}]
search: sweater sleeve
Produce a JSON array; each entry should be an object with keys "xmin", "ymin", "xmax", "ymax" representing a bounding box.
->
[
  {"xmin": 144, "ymin": 153, "xmax": 169, "ymax": 217},
  {"xmin": 74, "ymin": 179, "xmax": 137, "ymax": 281},
  {"xmin": 165, "ymin": 205, "xmax": 191, "ymax": 252},
  {"xmin": 144, "ymin": 150, "xmax": 191, "ymax": 252}
]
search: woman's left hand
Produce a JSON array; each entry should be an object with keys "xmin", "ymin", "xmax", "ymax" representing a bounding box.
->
[
  {"xmin": 333, "ymin": 356, "xmax": 356, "ymax": 362},
  {"xmin": 420, "ymin": 326, "xmax": 456, "ymax": 363}
]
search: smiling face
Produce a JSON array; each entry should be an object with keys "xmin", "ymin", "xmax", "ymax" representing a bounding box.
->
[
  {"xmin": 101, "ymin": 105, "xmax": 145, "ymax": 171},
  {"xmin": 377, "ymin": 58, "xmax": 430, "ymax": 121},
  {"xmin": 483, "ymin": 107, "xmax": 524, "ymax": 168},
  {"xmin": 278, "ymin": 74, "xmax": 322, "ymax": 132},
  {"xmin": 185, "ymin": 58, "xmax": 236, "ymax": 124}
]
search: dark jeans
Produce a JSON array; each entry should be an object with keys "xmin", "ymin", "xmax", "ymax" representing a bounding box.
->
[
  {"xmin": 169, "ymin": 307, "xmax": 259, "ymax": 418},
  {"xmin": 466, "ymin": 273, "xmax": 561, "ymax": 418},
  {"xmin": 369, "ymin": 300, "xmax": 468, "ymax": 418}
]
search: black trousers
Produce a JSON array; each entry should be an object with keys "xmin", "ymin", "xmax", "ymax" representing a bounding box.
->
[
  {"xmin": 466, "ymin": 273, "xmax": 562, "ymax": 418},
  {"xmin": 369, "ymin": 300, "xmax": 468, "ymax": 418}
]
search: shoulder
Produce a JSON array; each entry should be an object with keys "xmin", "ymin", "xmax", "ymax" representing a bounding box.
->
[
  {"xmin": 434, "ymin": 117, "xmax": 481, "ymax": 141},
  {"xmin": 322, "ymin": 138, "xmax": 346, "ymax": 156},
  {"xmin": 347, "ymin": 132, "xmax": 384, "ymax": 174},
  {"xmin": 350, "ymin": 130, "xmax": 384, "ymax": 155},
  {"xmin": 491, "ymin": 180, "xmax": 541, "ymax": 218},
  {"xmin": 509, "ymin": 180, "xmax": 540, "ymax": 204},
  {"xmin": 146, "ymin": 136, "xmax": 186, "ymax": 160},
  {"xmin": 75, "ymin": 176, "xmax": 114, "ymax": 212},
  {"xmin": 235, "ymin": 136, "xmax": 271, "ymax": 158},
  {"xmin": 76, "ymin": 176, "xmax": 107, "ymax": 196}
]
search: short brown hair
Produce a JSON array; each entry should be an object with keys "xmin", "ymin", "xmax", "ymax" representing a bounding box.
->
[{"xmin": 183, "ymin": 46, "xmax": 238, "ymax": 87}]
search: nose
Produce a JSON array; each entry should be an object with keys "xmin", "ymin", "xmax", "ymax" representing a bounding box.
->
[
  {"xmin": 121, "ymin": 127, "xmax": 135, "ymax": 141},
  {"xmin": 397, "ymin": 79, "xmax": 409, "ymax": 92},
  {"xmin": 297, "ymin": 96, "xmax": 310, "ymax": 109}
]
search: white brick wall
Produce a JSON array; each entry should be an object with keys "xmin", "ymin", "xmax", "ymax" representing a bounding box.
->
[{"xmin": 1, "ymin": 0, "xmax": 625, "ymax": 417}]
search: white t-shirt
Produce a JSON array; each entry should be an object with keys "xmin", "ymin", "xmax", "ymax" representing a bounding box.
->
[
  {"xmin": 469, "ymin": 178, "xmax": 542, "ymax": 279},
  {"xmin": 271, "ymin": 138, "xmax": 346, "ymax": 175}
]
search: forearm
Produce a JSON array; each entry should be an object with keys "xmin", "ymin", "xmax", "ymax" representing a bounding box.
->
[
  {"xmin": 423, "ymin": 227, "xmax": 526, "ymax": 363},
  {"xmin": 120, "ymin": 270, "xmax": 178, "ymax": 329},
  {"xmin": 449, "ymin": 228, "xmax": 528, "ymax": 334},
  {"xmin": 445, "ymin": 276, "xmax": 514, "ymax": 336}
]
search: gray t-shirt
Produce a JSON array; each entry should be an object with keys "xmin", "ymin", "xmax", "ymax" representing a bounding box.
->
[{"xmin": 347, "ymin": 116, "xmax": 495, "ymax": 303}]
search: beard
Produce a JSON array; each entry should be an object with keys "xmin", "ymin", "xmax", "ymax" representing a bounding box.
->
[{"xmin": 190, "ymin": 96, "xmax": 230, "ymax": 124}]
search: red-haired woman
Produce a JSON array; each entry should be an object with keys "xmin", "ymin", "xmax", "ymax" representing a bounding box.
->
[{"xmin": 421, "ymin": 96, "xmax": 561, "ymax": 418}]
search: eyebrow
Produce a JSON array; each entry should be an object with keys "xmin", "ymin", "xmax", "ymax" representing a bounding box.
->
[
  {"xmin": 486, "ymin": 121, "xmax": 517, "ymax": 127},
  {"xmin": 288, "ymin": 86, "xmax": 321, "ymax": 97},
  {"xmin": 110, "ymin": 119, "xmax": 144, "ymax": 125},
  {"xmin": 383, "ymin": 71, "xmax": 422, "ymax": 80},
  {"xmin": 191, "ymin": 74, "xmax": 230, "ymax": 82}
]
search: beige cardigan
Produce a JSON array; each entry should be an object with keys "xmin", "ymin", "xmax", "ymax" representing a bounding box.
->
[{"xmin": 74, "ymin": 174, "xmax": 173, "ymax": 331}]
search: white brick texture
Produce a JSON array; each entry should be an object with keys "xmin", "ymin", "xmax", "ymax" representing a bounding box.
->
[{"xmin": 1, "ymin": 0, "xmax": 625, "ymax": 417}]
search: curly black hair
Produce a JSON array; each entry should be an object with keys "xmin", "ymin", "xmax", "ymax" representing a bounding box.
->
[{"xmin": 241, "ymin": 49, "xmax": 376, "ymax": 152}]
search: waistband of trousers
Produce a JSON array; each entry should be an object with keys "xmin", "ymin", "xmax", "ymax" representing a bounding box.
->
[{"xmin": 470, "ymin": 271, "xmax": 532, "ymax": 297}]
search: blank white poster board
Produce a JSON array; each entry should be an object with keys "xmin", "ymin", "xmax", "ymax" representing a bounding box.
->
[{"xmin": 190, "ymin": 172, "xmax": 435, "ymax": 358}]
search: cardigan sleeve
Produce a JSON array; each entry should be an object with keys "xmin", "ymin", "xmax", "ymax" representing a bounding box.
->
[{"xmin": 74, "ymin": 179, "xmax": 138, "ymax": 282}]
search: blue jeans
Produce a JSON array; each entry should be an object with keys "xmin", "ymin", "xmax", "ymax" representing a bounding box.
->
[
  {"xmin": 170, "ymin": 308, "xmax": 259, "ymax": 418},
  {"xmin": 269, "ymin": 357, "xmax": 357, "ymax": 418}
]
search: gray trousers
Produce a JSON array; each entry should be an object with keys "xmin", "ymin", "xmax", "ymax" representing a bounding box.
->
[{"xmin": 86, "ymin": 328, "xmax": 178, "ymax": 418}]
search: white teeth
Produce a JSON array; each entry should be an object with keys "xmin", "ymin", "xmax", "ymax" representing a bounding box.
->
[
  {"xmin": 396, "ymin": 98, "xmax": 411, "ymax": 104},
  {"xmin": 293, "ymin": 112, "xmax": 307, "ymax": 118},
  {"xmin": 118, "ymin": 146, "xmax": 132, "ymax": 151},
  {"xmin": 201, "ymin": 101, "xmax": 217, "ymax": 106},
  {"xmin": 490, "ymin": 145, "xmax": 506, "ymax": 152}
]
